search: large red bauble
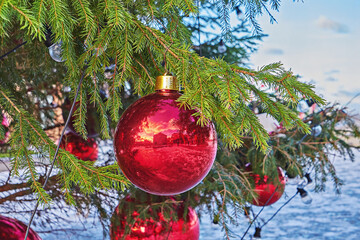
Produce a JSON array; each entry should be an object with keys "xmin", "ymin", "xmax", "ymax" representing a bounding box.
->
[
  {"xmin": 110, "ymin": 199, "xmax": 200, "ymax": 240},
  {"xmin": 60, "ymin": 132, "xmax": 98, "ymax": 161},
  {"xmin": 246, "ymin": 165, "xmax": 286, "ymax": 206},
  {"xmin": 0, "ymin": 215, "xmax": 42, "ymax": 240},
  {"xmin": 113, "ymin": 90, "xmax": 217, "ymax": 195}
]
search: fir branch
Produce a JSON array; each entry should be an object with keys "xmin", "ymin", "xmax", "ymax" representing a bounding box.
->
[
  {"xmin": 9, "ymin": 2, "xmax": 42, "ymax": 38},
  {"xmin": 73, "ymin": 82, "xmax": 88, "ymax": 138}
]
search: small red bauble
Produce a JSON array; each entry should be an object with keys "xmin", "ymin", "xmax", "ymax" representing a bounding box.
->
[
  {"xmin": 114, "ymin": 78, "xmax": 217, "ymax": 195},
  {"xmin": 60, "ymin": 132, "xmax": 98, "ymax": 161},
  {"xmin": 246, "ymin": 165, "xmax": 286, "ymax": 206},
  {"xmin": 0, "ymin": 215, "xmax": 42, "ymax": 240},
  {"xmin": 110, "ymin": 199, "xmax": 200, "ymax": 240}
]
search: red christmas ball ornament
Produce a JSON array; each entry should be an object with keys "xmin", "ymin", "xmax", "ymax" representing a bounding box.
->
[
  {"xmin": 0, "ymin": 215, "xmax": 42, "ymax": 240},
  {"xmin": 110, "ymin": 198, "xmax": 200, "ymax": 240},
  {"xmin": 60, "ymin": 132, "xmax": 98, "ymax": 161},
  {"xmin": 246, "ymin": 164, "xmax": 286, "ymax": 206},
  {"xmin": 114, "ymin": 74, "xmax": 217, "ymax": 195}
]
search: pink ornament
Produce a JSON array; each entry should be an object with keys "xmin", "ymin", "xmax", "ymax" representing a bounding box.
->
[
  {"xmin": 0, "ymin": 114, "xmax": 10, "ymax": 144},
  {"xmin": 1, "ymin": 114, "xmax": 9, "ymax": 127}
]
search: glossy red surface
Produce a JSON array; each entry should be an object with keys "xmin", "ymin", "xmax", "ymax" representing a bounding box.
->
[
  {"xmin": 0, "ymin": 215, "xmax": 42, "ymax": 240},
  {"xmin": 247, "ymin": 165, "xmax": 286, "ymax": 206},
  {"xmin": 110, "ymin": 200, "xmax": 200, "ymax": 240},
  {"xmin": 60, "ymin": 133, "xmax": 98, "ymax": 161},
  {"xmin": 114, "ymin": 90, "xmax": 217, "ymax": 195}
]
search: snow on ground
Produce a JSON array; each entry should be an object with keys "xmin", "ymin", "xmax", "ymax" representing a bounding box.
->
[{"xmin": 0, "ymin": 141, "xmax": 359, "ymax": 239}]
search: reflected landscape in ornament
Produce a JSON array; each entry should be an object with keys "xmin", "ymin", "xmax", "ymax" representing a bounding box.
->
[
  {"xmin": 114, "ymin": 90, "xmax": 217, "ymax": 195},
  {"xmin": 60, "ymin": 133, "xmax": 98, "ymax": 161},
  {"xmin": 247, "ymin": 165, "xmax": 286, "ymax": 206},
  {"xmin": 110, "ymin": 197, "xmax": 200, "ymax": 240},
  {"xmin": 0, "ymin": 215, "xmax": 42, "ymax": 240}
]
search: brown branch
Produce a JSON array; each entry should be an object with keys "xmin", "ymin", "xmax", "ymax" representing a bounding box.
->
[
  {"xmin": 0, "ymin": 189, "xmax": 33, "ymax": 204},
  {"xmin": 231, "ymin": 68, "xmax": 256, "ymax": 76}
]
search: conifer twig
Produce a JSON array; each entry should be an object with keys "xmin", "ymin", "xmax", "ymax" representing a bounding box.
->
[{"xmin": 24, "ymin": 68, "xmax": 87, "ymax": 240}]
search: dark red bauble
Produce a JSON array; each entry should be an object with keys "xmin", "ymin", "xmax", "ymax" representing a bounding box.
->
[
  {"xmin": 246, "ymin": 165, "xmax": 286, "ymax": 206},
  {"xmin": 0, "ymin": 215, "xmax": 42, "ymax": 240},
  {"xmin": 113, "ymin": 89, "xmax": 217, "ymax": 196},
  {"xmin": 60, "ymin": 132, "xmax": 98, "ymax": 161},
  {"xmin": 110, "ymin": 199, "xmax": 200, "ymax": 240}
]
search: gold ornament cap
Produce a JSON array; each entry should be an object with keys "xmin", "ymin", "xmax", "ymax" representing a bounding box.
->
[{"xmin": 155, "ymin": 73, "xmax": 178, "ymax": 91}]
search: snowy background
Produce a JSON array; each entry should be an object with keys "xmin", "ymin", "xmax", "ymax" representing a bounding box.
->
[{"xmin": 1, "ymin": 145, "xmax": 359, "ymax": 239}]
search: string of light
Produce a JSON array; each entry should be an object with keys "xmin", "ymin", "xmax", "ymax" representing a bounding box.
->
[
  {"xmin": 240, "ymin": 186, "xmax": 280, "ymax": 240},
  {"xmin": 0, "ymin": 41, "xmax": 27, "ymax": 61}
]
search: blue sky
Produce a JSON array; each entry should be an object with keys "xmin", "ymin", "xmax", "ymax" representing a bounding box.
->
[{"xmin": 245, "ymin": 0, "xmax": 360, "ymax": 114}]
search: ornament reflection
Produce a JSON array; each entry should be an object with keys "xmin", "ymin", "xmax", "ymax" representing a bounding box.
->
[
  {"xmin": 110, "ymin": 196, "xmax": 200, "ymax": 240},
  {"xmin": 48, "ymin": 40, "xmax": 65, "ymax": 62}
]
